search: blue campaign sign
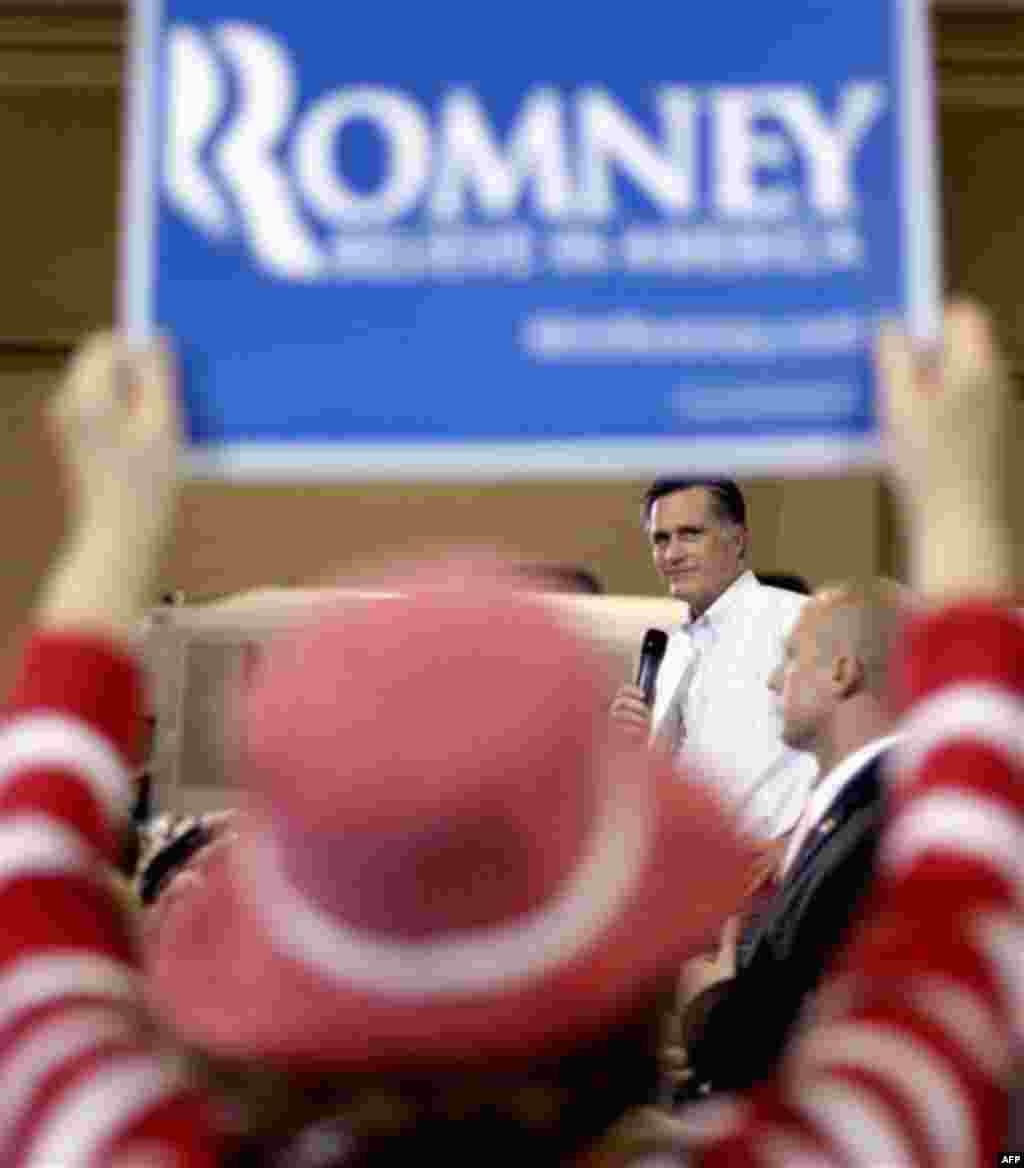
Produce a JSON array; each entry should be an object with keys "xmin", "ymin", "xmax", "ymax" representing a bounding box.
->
[{"xmin": 121, "ymin": 1, "xmax": 940, "ymax": 480}]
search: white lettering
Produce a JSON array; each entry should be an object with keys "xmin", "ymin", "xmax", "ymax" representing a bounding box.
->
[
  {"xmin": 293, "ymin": 87, "xmax": 431, "ymax": 226},
  {"xmin": 789, "ymin": 82, "xmax": 887, "ymax": 215},
  {"xmin": 166, "ymin": 22, "xmax": 893, "ymax": 282},
  {"xmin": 212, "ymin": 24, "xmax": 325, "ymax": 278},
  {"xmin": 714, "ymin": 89, "xmax": 796, "ymax": 219},
  {"xmin": 546, "ymin": 230, "xmax": 609, "ymax": 273},
  {"xmin": 328, "ymin": 228, "xmax": 533, "ymax": 280},
  {"xmin": 713, "ymin": 84, "xmax": 886, "ymax": 219},
  {"xmin": 430, "ymin": 88, "xmax": 574, "ymax": 221},
  {"xmin": 165, "ymin": 26, "xmax": 231, "ymax": 237},
  {"xmin": 576, "ymin": 87, "xmax": 698, "ymax": 219}
]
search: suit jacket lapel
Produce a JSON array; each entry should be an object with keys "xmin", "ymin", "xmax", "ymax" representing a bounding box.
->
[
  {"xmin": 741, "ymin": 756, "xmax": 887, "ymax": 960},
  {"xmin": 784, "ymin": 758, "xmax": 885, "ymax": 886}
]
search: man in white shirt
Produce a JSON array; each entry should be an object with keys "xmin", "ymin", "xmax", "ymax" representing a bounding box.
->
[{"xmin": 611, "ymin": 478, "xmax": 817, "ymax": 844}]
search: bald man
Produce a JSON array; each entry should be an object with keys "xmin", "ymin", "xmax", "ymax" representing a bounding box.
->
[{"xmin": 678, "ymin": 578, "xmax": 906, "ymax": 1098}]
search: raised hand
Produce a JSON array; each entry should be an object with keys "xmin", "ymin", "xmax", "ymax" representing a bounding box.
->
[
  {"xmin": 875, "ymin": 301, "xmax": 1014, "ymax": 599},
  {"xmin": 39, "ymin": 332, "xmax": 183, "ymax": 639}
]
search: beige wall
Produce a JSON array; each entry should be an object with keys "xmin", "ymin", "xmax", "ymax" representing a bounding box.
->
[
  {"xmin": 160, "ymin": 476, "xmax": 880, "ymax": 601},
  {"xmin": 1, "ymin": 8, "xmax": 1020, "ymax": 682}
]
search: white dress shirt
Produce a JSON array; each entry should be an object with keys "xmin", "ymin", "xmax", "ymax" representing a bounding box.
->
[
  {"xmin": 780, "ymin": 734, "xmax": 899, "ymax": 878},
  {"xmin": 652, "ymin": 570, "xmax": 817, "ymax": 840}
]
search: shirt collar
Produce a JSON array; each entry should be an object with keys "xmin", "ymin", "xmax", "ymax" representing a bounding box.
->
[
  {"xmin": 781, "ymin": 733, "xmax": 899, "ymax": 877},
  {"xmin": 682, "ymin": 569, "xmax": 758, "ymax": 635},
  {"xmin": 813, "ymin": 733, "xmax": 900, "ymax": 805}
]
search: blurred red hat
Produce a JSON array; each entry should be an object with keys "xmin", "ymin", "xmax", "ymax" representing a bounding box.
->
[{"xmin": 144, "ymin": 558, "xmax": 753, "ymax": 1071}]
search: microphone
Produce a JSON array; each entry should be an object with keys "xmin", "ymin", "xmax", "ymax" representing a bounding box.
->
[
  {"xmin": 133, "ymin": 772, "xmax": 153, "ymax": 826},
  {"xmin": 634, "ymin": 628, "xmax": 669, "ymax": 706}
]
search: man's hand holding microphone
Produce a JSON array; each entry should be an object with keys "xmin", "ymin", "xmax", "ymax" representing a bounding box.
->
[{"xmin": 609, "ymin": 628, "xmax": 668, "ymax": 742}]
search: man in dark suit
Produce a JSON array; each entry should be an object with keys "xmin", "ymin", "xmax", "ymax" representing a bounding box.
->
[{"xmin": 678, "ymin": 578, "xmax": 906, "ymax": 1098}]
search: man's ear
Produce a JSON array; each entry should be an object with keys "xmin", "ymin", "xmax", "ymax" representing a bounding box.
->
[
  {"xmin": 832, "ymin": 653, "xmax": 863, "ymax": 697},
  {"xmin": 734, "ymin": 525, "xmax": 749, "ymax": 564}
]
